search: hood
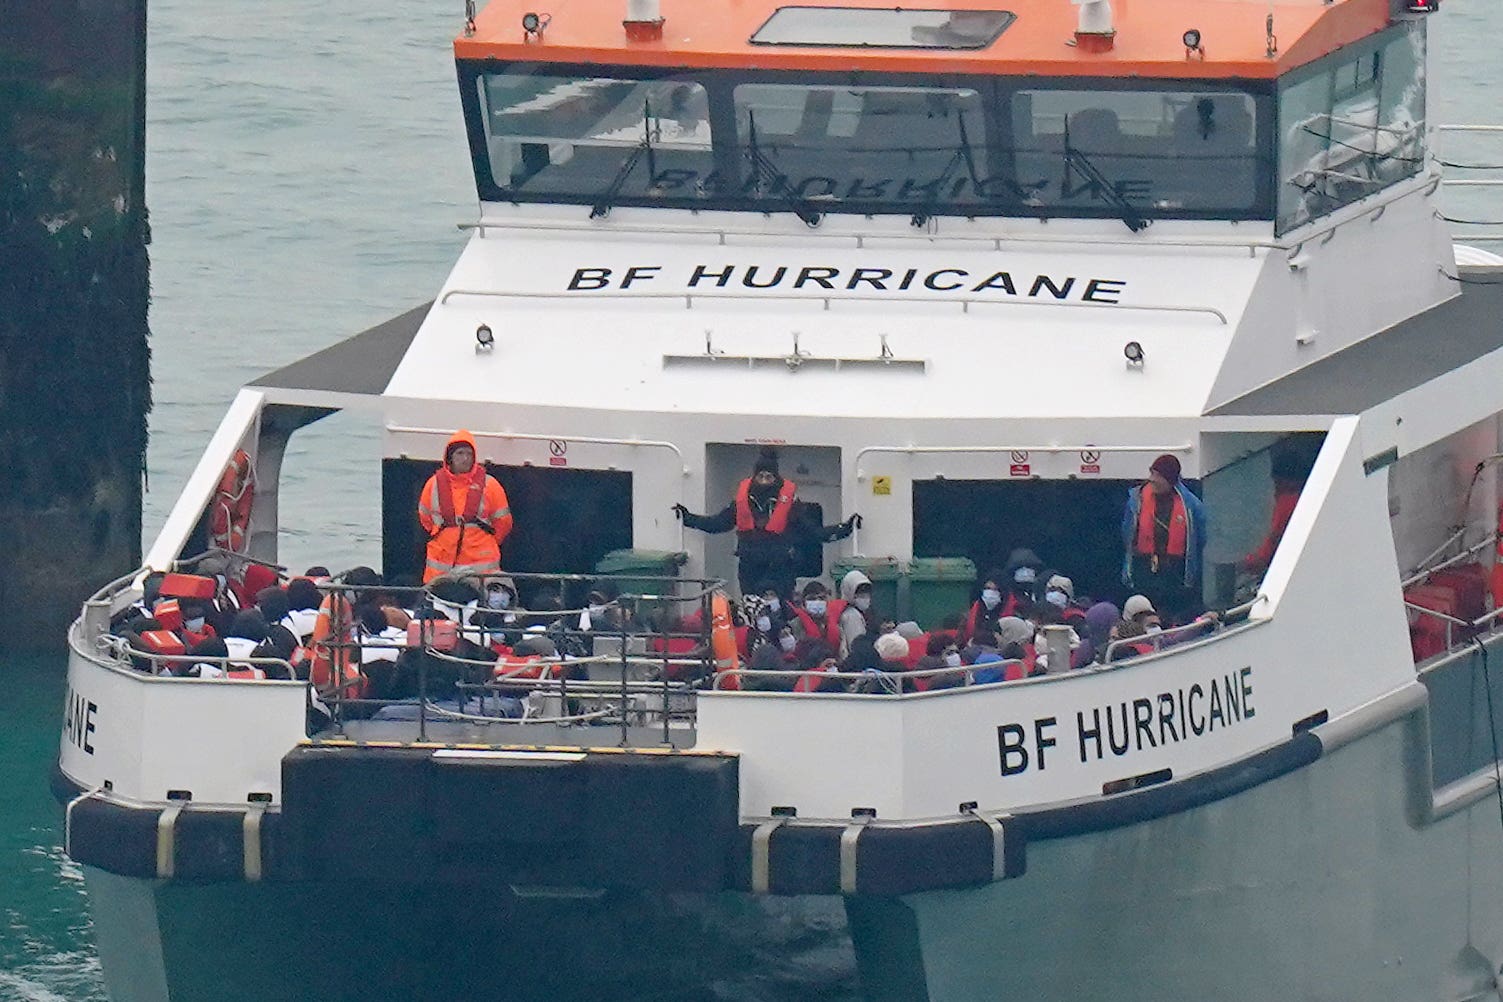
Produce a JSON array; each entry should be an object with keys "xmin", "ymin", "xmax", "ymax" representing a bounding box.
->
[
  {"xmin": 840, "ymin": 569, "xmax": 872, "ymax": 601},
  {"xmin": 444, "ymin": 429, "xmax": 479, "ymax": 471}
]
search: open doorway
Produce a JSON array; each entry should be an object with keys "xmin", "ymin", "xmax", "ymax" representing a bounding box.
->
[
  {"xmin": 383, "ymin": 459, "xmax": 632, "ymax": 598},
  {"xmin": 702, "ymin": 443, "xmax": 842, "ymax": 596},
  {"xmin": 912, "ymin": 478, "xmax": 1143, "ymax": 607}
]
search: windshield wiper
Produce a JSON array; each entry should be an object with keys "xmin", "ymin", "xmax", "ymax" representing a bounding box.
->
[
  {"xmin": 911, "ymin": 112, "xmax": 982, "ymax": 228},
  {"xmin": 1062, "ymin": 120, "xmax": 1149, "ymax": 233},
  {"xmin": 745, "ymin": 111, "xmax": 823, "ymax": 228},
  {"xmin": 590, "ymin": 98, "xmax": 659, "ymax": 219}
]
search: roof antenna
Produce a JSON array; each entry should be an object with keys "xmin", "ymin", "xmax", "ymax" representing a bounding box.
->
[{"xmin": 464, "ymin": 0, "xmax": 476, "ymax": 37}]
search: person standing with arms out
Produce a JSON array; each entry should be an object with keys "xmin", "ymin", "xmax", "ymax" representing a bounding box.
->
[
  {"xmin": 674, "ymin": 448, "xmax": 857, "ymax": 599},
  {"xmin": 1121, "ymin": 453, "xmax": 1206, "ymax": 621},
  {"xmin": 418, "ymin": 430, "xmax": 513, "ymax": 583}
]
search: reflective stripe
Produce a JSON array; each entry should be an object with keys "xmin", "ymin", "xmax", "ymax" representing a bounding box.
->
[{"xmin": 426, "ymin": 558, "xmax": 501, "ymax": 576}]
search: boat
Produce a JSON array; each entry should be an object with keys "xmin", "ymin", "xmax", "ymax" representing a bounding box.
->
[{"xmin": 53, "ymin": 0, "xmax": 1503, "ymax": 998}]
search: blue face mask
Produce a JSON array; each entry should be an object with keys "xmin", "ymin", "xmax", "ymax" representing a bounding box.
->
[
  {"xmin": 981, "ymin": 588, "xmax": 1002, "ymax": 610},
  {"xmin": 185, "ymin": 616, "xmax": 206, "ymax": 633},
  {"xmin": 805, "ymin": 599, "xmax": 827, "ymax": 617},
  {"xmin": 487, "ymin": 591, "xmax": 511, "ymax": 610}
]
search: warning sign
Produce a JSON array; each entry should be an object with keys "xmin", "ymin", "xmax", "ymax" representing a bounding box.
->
[
  {"xmin": 549, "ymin": 440, "xmax": 567, "ymax": 467},
  {"xmin": 1079, "ymin": 449, "xmax": 1101, "ymax": 475},
  {"xmin": 1009, "ymin": 464, "xmax": 1031, "ymax": 477},
  {"xmin": 872, "ymin": 476, "xmax": 892, "ymax": 496}
]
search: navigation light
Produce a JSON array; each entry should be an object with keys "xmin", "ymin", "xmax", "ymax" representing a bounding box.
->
[
  {"xmin": 475, "ymin": 324, "xmax": 495, "ymax": 352},
  {"xmin": 1124, "ymin": 341, "xmax": 1144, "ymax": 367}
]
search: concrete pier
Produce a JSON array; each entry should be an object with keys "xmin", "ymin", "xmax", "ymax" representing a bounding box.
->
[{"xmin": 0, "ymin": 0, "xmax": 151, "ymax": 650}]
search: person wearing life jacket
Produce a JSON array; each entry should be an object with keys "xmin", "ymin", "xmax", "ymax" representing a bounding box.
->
[
  {"xmin": 222, "ymin": 609, "xmax": 269, "ymax": 675},
  {"xmin": 1121, "ymin": 454, "xmax": 1206, "ymax": 620},
  {"xmin": 417, "ymin": 430, "xmax": 513, "ymax": 584},
  {"xmin": 789, "ymin": 580, "xmax": 846, "ymax": 649},
  {"xmin": 1241, "ymin": 450, "xmax": 1308, "ymax": 577},
  {"xmin": 674, "ymin": 448, "xmax": 857, "ymax": 598}
]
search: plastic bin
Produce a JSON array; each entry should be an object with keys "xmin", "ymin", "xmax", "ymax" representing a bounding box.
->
[
  {"xmin": 593, "ymin": 549, "xmax": 688, "ymax": 622},
  {"xmin": 907, "ymin": 557, "xmax": 978, "ymax": 631},
  {"xmin": 829, "ymin": 557, "xmax": 902, "ymax": 622}
]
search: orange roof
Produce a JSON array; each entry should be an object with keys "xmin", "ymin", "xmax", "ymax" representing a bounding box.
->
[{"xmin": 455, "ymin": 0, "xmax": 1398, "ymax": 80}]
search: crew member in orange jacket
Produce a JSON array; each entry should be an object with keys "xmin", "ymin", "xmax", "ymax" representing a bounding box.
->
[{"xmin": 417, "ymin": 430, "xmax": 513, "ymax": 583}]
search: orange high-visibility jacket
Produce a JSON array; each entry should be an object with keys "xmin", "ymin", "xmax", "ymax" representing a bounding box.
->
[{"xmin": 417, "ymin": 430, "xmax": 513, "ymax": 582}]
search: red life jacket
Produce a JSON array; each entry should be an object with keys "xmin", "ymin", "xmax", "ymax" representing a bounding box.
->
[
  {"xmin": 226, "ymin": 666, "xmax": 266, "ymax": 680},
  {"xmin": 435, "ymin": 464, "xmax": 486, "ymax": 526},
  {"xmin": 791, "ymin": 600, "xmax": 845, "ymax": 648},
  {"xmin": 1135, "ymin": 486, "xmax": 1189, "ymax": 557},
  {"xmin": 734, "ymin": 479, "xmax": 797, "ymax": 533}
]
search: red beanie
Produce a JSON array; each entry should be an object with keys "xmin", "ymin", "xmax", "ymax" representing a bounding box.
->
[{"xmin": 1150, "ymin": 454, "xmax": 1182, "ymax": 484}]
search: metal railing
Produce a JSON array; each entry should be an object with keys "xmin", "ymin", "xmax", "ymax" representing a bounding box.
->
[
  {"xmin": 712, "ymin": 660, "xmax": 1024, "ymax": 694},
  {"xmin": 1437, "ymin": 124, "xmax": 1503, "ymax": 242},
  {"xmin": 1101, "ymin": 595, "xmax": 1265, "ymax": 664}
]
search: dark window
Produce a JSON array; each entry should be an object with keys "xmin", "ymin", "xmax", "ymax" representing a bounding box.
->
[
  {"xmin": 749, "ymin": 7, "xmax": 1015, "ymax": 49},
  {"xmin": 458, "ymin": 62, "xmax": 1276, "ymax": 222}
]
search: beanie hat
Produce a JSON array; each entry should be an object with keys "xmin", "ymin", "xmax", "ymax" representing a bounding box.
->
[
  {"xmin": 874, "ymin": 632, "xmax": 910, "ymax": 661},
  {"xmin": 752, "ymin": 447, "xmax": 780, "ymax": 477},
  {"xmin": 1123, "ymin": 594, "xmax": 1156, "ymax": 619},
  {"xmin": 1150, "ymin": 454, "xmax": 1182, "ymax": 484},
  {"xmin": 1046, "ymin": 574, "xmax": 1074, "ymax": 600}
]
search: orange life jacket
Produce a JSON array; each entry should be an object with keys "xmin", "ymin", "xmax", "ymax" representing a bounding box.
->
[
  {"xmin": 310, "ymin": 593, "xmax": 363, "ymax": 696},
  {"xmin": 209, "ymin": 449, "xmax": 254, "ymax": 553},
  {"xmin": 791, "ymin": 600, "xmax": 845, "ymax": 648},
  {"xmin": 734, "ymin": 479, "xmax": 797, "ymax": 533},
  {"xmin": 710, "ymin": 592, "xmax": 740, "ymax": 690},
  {"xmin": 1135, "ymin": 486, "xmax": 1189, "ymax": 558}
]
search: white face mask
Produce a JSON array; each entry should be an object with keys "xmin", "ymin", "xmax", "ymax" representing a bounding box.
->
[
  {"xmin": 944, "ymin": 652, "xmax": 962, "ymax": 668},
  {"xmin": 805, "ymin": 599, "xmax": 827, "ymax": 617},
  {"xmin": 185, "ymin": 617, "xmax": 206, "ymax": 633},
  {"xmin": 779, "ymin": 634, "xmax": 798, "ymax": 653},
  {"xmin": 854, "ymin": 595, "xmax": 871, "ymax": 612},
  {"xmin": 765, "ymin": 597, "xmax": 780, "ymax": 613},
  {"xmin": 981, "ymin": 588, "xmax": 1002, "ymax": 610},
  {"xmin": 487, "ymin": 591, "xmax": 511, "ymax": 610},
  {"xmin": 756, "ymin": 615, "xmax": 772, "ymax": 633}
]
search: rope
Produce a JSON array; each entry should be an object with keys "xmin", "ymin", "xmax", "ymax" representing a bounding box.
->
[{"xmin": 1470, "ymin": 636, "xmax": 1503, "ymax": 837}]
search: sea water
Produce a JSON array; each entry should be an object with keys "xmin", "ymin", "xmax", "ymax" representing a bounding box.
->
[{"xmin": 2, "ymin": 0, "xmax": 1500, "ymax": 998}]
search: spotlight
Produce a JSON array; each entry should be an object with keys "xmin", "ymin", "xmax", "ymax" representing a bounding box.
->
[
  {"xmin": 1182, "ymin": 28, "xmax": 1201, "ymax": 48},
  {"xmin": 1124, "ymin": 341, "xmax": 1144, "ymax": 366},
  {"xmin": 475, "ymin": 323, "xmax": 495, "ymax": 351}
]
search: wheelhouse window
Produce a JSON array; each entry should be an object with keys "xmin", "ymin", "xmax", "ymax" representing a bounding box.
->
[
  {"xmin": 461, "ymin": 63, "xmax": 1275, "ymax": 222},
  {"xmin": 475, "ymin": 71, "xmax": 712, "ymax": 200},
  {"xmin": 732, "ymin": 82, "xmax": 996, "ymax": 210},
  {"xmin": 1012, "ymin": 87, "xmax": 1265, "ymax": 216},
  {"xmin": 1276, "ymin": 21, "xmax": 1426, "ymax": 233}
]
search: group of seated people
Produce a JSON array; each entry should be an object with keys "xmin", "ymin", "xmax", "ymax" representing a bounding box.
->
[
  {"xmin": 110, "ymin": 546, "xmax": 1220, "ymax": 704},
  {"xmin": 718, "ymin": 547, "xmax": 1220, "ymax": 693}
]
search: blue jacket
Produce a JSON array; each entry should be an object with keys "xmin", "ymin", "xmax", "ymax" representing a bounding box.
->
[{"xmin": 1121, "ymin": 482, "xmax": 1206, "ymax": 588}]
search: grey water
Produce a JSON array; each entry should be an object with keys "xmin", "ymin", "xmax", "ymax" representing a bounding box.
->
[{"xmin": 2, "ymin": 0, "xmax": 1501, "ymax": 998}]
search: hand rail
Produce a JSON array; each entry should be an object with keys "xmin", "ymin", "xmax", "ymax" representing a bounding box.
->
[
  {"xmin": 854, "ymin": 442, "xmax": 1194, "ymax": 480},
  {"xmin": 712, "ymin": 660, "xmax": 1025, "ymax": 693},
  {"xmin": 437, "ymin": 287, "xmax": 1229, "ymax": 325},
  {"xmin": 1102, "ymin": 595, "xmax": 1264, "ymax": 664}
]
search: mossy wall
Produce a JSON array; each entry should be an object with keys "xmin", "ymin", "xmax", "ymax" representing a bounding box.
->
[{"xmin": 0, "ymin": 0, "xmax": 150, "ymax": 650}]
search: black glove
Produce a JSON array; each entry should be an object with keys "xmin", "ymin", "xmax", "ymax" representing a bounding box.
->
[
  {"xmin": 848, "ymin": 513, "xmax": 863, "ymax": 529},
  {"xmin": 671, "ymin": 503, "xmax": 690, "ymax": 520}
]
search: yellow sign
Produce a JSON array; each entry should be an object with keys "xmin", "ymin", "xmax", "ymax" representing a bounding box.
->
[{"xmin": 872, "ymin": 476, "xmax": 892, "ymax": 496}]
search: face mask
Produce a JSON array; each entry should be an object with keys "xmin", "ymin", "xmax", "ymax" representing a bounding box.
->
[
  {"xmin": 944, "ymin": 652, "xmax": 962, "ymax": 668},
  {"xmin": 1045, "ymin": 590, "xmax": 1069, "ymax": 609},
  {"xmin": 756, "ymin": 615, "xmax": 772, "ymax": 633},
  {"xmin": 854, "ymin": 595, "xmax": 871, "ymax": 612},
  {"xmin": 981, "ymin": 588, "xmax": 1002, "ymax": 610},
  {"xmin": 765, "ymin": 597, "xmax": 780, "ymax": 613},
  {"xmin": 806, "ymin": 599, "xmax": 827, "ymax": 617},
  {"xmin": 589, "ymin": 604, "xmax": 607, "ymax": 616},
  {"xmin": 1145, "ymin": 624, "xmax": 1163, "ymax": 635},
  {"xmin": 487, "ymin": 591, "xmax": 511, "ymax": 610},
  {"xmin": 780, "ymin": 634, "xmax": 798, "ymax": 653},
  {"xmin": 185, "ymin": 617, "xmax": 206, "ymax": 633}
]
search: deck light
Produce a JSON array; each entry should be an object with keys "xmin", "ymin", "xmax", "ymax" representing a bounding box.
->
[
  {"xmin": 1124, "ymin": 341, "xmax": 1144, "ymax": 367},
  {"xmin": 1403, "ymin": 0, "xmax": 1439, "ymax": 12},
  {"xmin": 1182, "ymin": 28, "xmax": 1204, "ymax": 58},
  {"xmin": 475, "ymin": 324, "xmax": 495, "ymax": 352}
]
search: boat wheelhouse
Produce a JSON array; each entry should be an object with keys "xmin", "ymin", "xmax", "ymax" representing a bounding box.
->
[{"xmin": 56, "ymin": 1, "xmax": 1503, "ymax": 1000}]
